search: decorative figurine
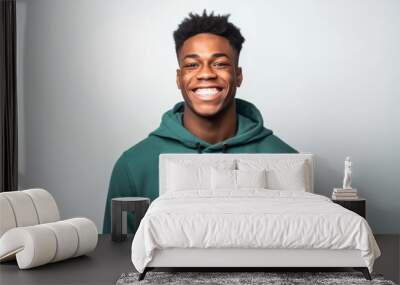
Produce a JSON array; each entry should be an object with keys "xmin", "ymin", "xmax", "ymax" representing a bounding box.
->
[{"xmin": 342, "ymin": 156, "xmax": 352, "ymax": 189}]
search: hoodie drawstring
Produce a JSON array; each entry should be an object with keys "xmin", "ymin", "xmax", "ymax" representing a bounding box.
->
[
  {"xmin": 196, "ymin": 142, "xmax": 202, "ymax": 154},
  {"xmin": 196, "ymin": 142, "xmax": 228, "ymax": 153}
]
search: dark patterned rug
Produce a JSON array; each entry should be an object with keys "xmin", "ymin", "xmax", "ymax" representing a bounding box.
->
[{"xmin": 116, "ymin": 271, "xmax": 396, "ymax": 285}]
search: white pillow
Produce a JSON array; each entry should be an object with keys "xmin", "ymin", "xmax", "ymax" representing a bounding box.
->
[
  {"xmin": 211, "ymin": 168, "xmax": 268, "ymax": 190},
  {"xmin": 166, "ymin": 160, "xmax": 235, "ymax": 192},
  {"xmin": 236, "ymin": 169, "xmax": 267, "ymax": 189},
  {"xmin": 237, "ymin": 159, "xmax": 308, "ymax": 191},
  {"xmin": 211, "ymin": 168, "xmax": 236, "ymax": 190}
]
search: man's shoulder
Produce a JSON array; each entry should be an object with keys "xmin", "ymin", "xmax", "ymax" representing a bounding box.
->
[
  {"xmin": 120, "ymin": 135, "xmax": 161, "ymax": 162},
  {"xmin": 110, "ymin": 138, "xmax": 158, "ymax": 180},
  {"xmin": 256, "ymin": 133, "xmax": 298, "ymax": 153}
]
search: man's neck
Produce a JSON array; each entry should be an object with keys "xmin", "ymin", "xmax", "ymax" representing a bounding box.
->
[{"xmin": 183, "ymin": 102, "xmax": 237, "ymax": 145}]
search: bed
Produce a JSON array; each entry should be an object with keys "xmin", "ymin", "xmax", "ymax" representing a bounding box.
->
[{"xmin": 131, "ymin": 153, "xmax": 380, "ymax": 280}]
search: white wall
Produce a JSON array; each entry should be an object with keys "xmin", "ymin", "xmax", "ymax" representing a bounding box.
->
[{"xmin": 16, "ymin": 0, "xmax": 400, "ymax": 233}]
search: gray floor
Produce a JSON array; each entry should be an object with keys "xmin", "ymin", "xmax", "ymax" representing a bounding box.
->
[
  {"xmin": 374, "ymin": 235, "xmax": 400, "ymax": 284},
  {"xmin": 0, "ymin": 234, "xmax": 398, "ymax": 285}
]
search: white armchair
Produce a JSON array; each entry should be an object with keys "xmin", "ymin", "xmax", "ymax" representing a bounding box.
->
[{"xmin": 0, "ymin": 188, "xmax": 98, "ymax": 269}]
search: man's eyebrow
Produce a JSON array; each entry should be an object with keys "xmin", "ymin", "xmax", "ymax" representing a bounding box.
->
[
  {"xmin": 182, "ymin": 53, "xmax": 231, "ymax": 60},
  {"xmin": 211, "ymin": 53, "xmax": 230, "ymax": 59}
]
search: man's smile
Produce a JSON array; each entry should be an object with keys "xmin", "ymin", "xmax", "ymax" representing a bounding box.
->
[{"xmin": 190, "ymin": 86, "xmax": 224, "ymax": 101}]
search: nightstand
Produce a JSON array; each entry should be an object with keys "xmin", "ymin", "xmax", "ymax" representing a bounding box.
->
[
  {"xmin": 111, "ymin": 197, "xmax": 150, "ymax": 242},
  {"xmin": 332, "ymin": 198, "xmax": 366, "ymax": 218}
]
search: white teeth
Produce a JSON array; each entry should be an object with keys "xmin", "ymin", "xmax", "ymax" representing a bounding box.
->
[{"xmin": 194, "ymin": 88, "xmax": 220, "ymax": 96}]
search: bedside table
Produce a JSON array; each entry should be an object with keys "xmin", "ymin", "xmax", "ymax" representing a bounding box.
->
[
  {"xmin": 111, "ymin": 197, "xmax": 150, "ymax": 242},
  {"xmin": 332, "ymin": 198, "xmax": 366, "ymax": 218}
]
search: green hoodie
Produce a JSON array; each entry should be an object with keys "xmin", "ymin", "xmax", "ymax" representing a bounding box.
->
[{"xmin": 102, "ymin": 99, "xmax": 297, "ymax": 233}]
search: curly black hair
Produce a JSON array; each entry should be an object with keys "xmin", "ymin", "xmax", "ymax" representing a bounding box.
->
[{"xmin": 173, "ymin": 10, "xmax": 245, "ymax": 64}]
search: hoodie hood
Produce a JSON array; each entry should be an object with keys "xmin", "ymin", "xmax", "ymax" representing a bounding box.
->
[{"xmin": 150, "ymin": 98, "xmax": 273, "ymax": 152}]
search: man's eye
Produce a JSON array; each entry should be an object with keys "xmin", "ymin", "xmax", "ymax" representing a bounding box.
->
[
  {"xmin": 213, "ymin": 62, "xmax": 229, "ymax": 68},
  {"xmin": 184, "ymin": 63, "xmax": 198, "ymax": 68}
]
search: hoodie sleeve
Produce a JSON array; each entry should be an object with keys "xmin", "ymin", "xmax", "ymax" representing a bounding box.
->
[{"xmin": 102, "ymin": 153, "xmax": 137, "ymax": 234}]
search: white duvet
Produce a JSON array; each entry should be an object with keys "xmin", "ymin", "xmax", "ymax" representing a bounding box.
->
[{"xmin": 131, "ymin": 190, "xmax": 380, "ymax": 273}]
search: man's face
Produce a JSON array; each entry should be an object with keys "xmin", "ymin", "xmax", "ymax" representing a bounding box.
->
[{"xmin": 176, "ymin": 33, "xmax": 243, "ymax": 118}]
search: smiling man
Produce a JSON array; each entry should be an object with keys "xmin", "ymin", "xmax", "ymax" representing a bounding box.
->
[{"xmin": 103, "ymin": 10, "xmax": 297, "ymax": 233}]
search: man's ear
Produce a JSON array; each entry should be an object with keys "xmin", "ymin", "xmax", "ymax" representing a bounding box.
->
[
  {"xmin": 176, "ymin": 69, "xmax": 181, "ymax": 90},
  {"xmin": 236, "ymin": 66, "xmax": 243, "ymax": 87}
]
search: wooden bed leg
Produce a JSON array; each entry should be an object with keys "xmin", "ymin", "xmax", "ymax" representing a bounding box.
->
[
  {"xmin": 354, "ymin": 267, "xmax": 372, "ymax": 280},
  {"xmin": 138, "ymin": 268, "xmax": 148, "ymax": 281}
]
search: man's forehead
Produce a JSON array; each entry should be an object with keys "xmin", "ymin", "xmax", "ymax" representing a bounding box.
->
[{"xmin": 179, "ymin": 33, "xmax": 235, "ymax": 60}]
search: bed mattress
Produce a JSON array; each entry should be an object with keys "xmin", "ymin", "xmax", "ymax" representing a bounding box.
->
[{"xmin": 131, "ymin": 190, "xmax": 380, "ymax": 273}]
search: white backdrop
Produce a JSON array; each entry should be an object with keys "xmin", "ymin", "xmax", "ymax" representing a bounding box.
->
[{"xmin": 16, "ymin": 0, "xmax": 400, "ymax": 233}]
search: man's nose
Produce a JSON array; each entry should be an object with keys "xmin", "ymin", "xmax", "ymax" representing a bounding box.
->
[{"xmin": 196, "ymin": 64, "xmax": 217, "ymax": 80}]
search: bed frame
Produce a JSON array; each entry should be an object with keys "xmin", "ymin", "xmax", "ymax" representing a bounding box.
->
[
  {"xmin": 138, "ymin": 154, "xmax": 372, "ymax": 280},
  {"xmin": 141, "ymin": 248, "xmax": 370, "ymax": 280}
]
